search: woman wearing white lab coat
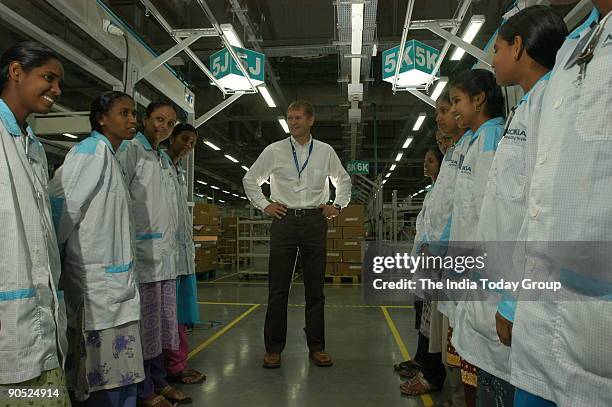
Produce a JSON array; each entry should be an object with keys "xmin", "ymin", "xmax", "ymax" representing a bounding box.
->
[
  {"xmin": 508, "ymin": 5, "xmax": 612, "ymax": 406},
  {"xmin": 49, "ymin": 91, "xmax": 145, "ymax": 406},
  {"xmin": 117, "ymin": 102, "xmax": 191, "ymax": 406},
  {"xmin": 0, "ymin": 42, "xmax": 70, "ymax": 405},
  {"xmin": 450, "ymin": 7, "xmax": 568, "ymax": 407},
  {"xmin": 398, "ymin": 92, "xmax": 469, "ymax": 403},
  {"xmin": 399, "ymin": 147, "xmax": 448, "ymax": 397},
  {"xmin": 163, "ymin": 123, "xmax": 205, "ymax": 384},
  {"xmin": 446, "ymin": 69, "xmax": 506, "ymax": 407}
]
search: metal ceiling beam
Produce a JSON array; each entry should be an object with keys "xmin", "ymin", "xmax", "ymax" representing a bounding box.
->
[
  {"xmin": 0, "ymin": 2, "xmax": 123, "ymax": 90},
  {"xmin": 427, "ymin": 0, "xmax": 472, "ymax": 88},
  {"xmin": 137, "ymin": 33, "xmax": 209, "ymax": 81},
  {"xmin": 391, "ymin": 0, "xmax": 415, "ymax": 93},
  {"xmin": 138, "ymin": 0, "xmax": 227, "ymax": 96},
  {"xmin": 424, "ymin": 22, "xmax": 492, "ymax": 66},
  {"xmin": 195, "ymin": 0, "xmax": 259, "ymax": 94},
  {"xmin": 228, "ymin": 0, "xmax": 288, "ymax": 109},
  {"xmin": 194, "ymin": 92, "xmax": 244, "ymax": 129}
]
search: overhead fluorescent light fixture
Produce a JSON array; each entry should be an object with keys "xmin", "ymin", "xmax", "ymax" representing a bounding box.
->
[
  {"xmin": 258, "ymin": 86, "xmax": 276, "ymax": 108},
  {"xmin": 390, "ymin": 164, "xmax": 396, "ymax": 171},
  {"xmin": 207, "ymin": 196, "xmax": 214, "ymax": 200},
  {"xmin": 382, "ymin": 179, "xmax": 387, "ymax": 185},
  {"xmin": 232, "ymin": 193, "xmax": 239, "ymax": 197},
  {"xmin": 426, "ymin": 184, "xmax": 432, "ymax": 189},
  {"xmin": 222, "ymin": 190, "xmax": 230, "ymax": 194},
  {"xmin": 385, "ymin": 173, "xmax": 391, "ymax": 178},
  {"xmin": 218, "ymin": 199, "xmax": 226, "ymax": 203},
  {"xmin": 197, "ymin": 180, "xmax": 207, "ymax": 185},
  {"xmin": 402, "ymin": 137, "xmax": 414, "ymax": 149},
  {"xmin": 395, "ymin": 152, "xmax": 403, "ymax": 162},
  {"xmin": 204, "ymin": 140, "xmax": 221, "ymax": 151},
  {"xmin": 195, "ymin": 193, "xmax": 204, "ymax": 198},
  {"xmin": 450, "ymin": 15, "xmax": 486, "ymax": 61},
  {"xmin": 220, "ymin": 23, "xmax": 243, "ymax": 48},
  {"xmin": 413, "ymin": 113, "xmax": 426, "ymax": 131},
  {"xmin": 241, "ymin": 165, "xmax": 250, "ymax": 171},
  {"xmin": 224, "ymin": 154, "xmax": 239, "ymax": 163},
  {"xmin": 63, "ymin": 133, "xmax": 78, "ymax": 139},
  {"xmin": 211, "ymin": 185, "xmax": 220, "ymax": 190},
  {"xmin": 240, "ymin": 196, "xmax": 247, "ymax": 200},
  {"xmin": 430, "ymin": 77, "xmax": 449, "ymax": 101},
  {"xmin": 351, "ymin": 3, "xmax": 364, "ymax": 55},
  {"xmin": 278, "ymin": 117, "xmax": 290, "ymax": 134}
]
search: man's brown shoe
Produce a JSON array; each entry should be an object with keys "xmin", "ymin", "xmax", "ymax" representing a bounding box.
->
[
  {"xmin": 262, "ymin": 352, "xmax": 281, "ymax": 368},
  {"xmin": 309, "ymin": 351, "xmax": 333, "ymax": 367}
]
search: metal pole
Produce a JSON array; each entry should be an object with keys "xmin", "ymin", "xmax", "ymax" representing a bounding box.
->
[
  {"xmin": 373, "ymin": 103, "xmax": 378, "ymax": 176},
  {"xmin": 391, "ymin": 0, "xmax": 415, "ymax": 93}
]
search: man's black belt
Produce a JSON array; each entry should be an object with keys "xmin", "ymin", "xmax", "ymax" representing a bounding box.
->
[{"xmin": 286, "ymin": 208, "xmax": 322, "ymax": 217}]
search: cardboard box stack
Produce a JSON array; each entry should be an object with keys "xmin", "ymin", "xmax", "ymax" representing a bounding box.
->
[
  {"xmin": 326, "ymin": 204, "xmax": 365, "ymax": 277},
  {"xmin": 193, "ymin": 203, "xmax": 219, "ymax": 273},
  {"xmin": 218, "ymin": 217, "xmax": 251, "ymax": 264}
]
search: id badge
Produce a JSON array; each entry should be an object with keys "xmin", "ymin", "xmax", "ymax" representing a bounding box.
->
[{"xmin": 293, "ymin": 180, "xmax": 307, "ymax": 192}]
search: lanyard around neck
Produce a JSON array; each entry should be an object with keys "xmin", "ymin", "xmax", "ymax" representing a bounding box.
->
[{"xmin": 290, "ymin": 138, "xmax": 314, "ymax": 179}]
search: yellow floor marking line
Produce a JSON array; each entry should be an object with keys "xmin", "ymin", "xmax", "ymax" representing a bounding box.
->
[
  {"xmin": 187, "ymin": 304, "xmax": 260, "ymax": 360},
  {"xmin": 381, "ymin": 306, "xmax": 433, "ymax": 407},
  {"xmin": 210, "ymin": 272, "xmax": 239, "ymax": 282},
  {"xmin": 197, "ymin": 301, "xmax": 414, "ymax": 309},
  {"xmin": 197, "ymin": 301, "xmax": 259, "ymax": 306}
]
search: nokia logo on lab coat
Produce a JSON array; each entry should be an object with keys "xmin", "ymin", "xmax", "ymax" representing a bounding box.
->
[
  {"xmin": 507, "ymin": 128, "xmax": 526, "ymax": 137},
  {"xmin": 461, "ymin": 165, "xmax": 472, "ymax": 173}
]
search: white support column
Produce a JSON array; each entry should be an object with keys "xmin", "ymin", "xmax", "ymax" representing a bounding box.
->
[
  {"xmin": 424, "ymin": 22, "xmax": 492, "ymax": 66},
  {"xmin": 194, "ymin": 92, "xmax": 244, "ymax": 129}
]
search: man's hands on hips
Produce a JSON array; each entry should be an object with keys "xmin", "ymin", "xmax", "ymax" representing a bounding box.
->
[
  {"xmin": 319, "ymin": 204, "xmax": 340, "ymax": 219},
  {"xmin": 495, "ymin": 311, "xmax": 513, "ymax": 346},
  {"xmin": 264, "ymin": 203, "xmax": 287, "ymax": 219}
]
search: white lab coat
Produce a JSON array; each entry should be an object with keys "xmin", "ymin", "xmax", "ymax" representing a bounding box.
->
[
  {"xmin": 0, "ymin": 98, "xmax": 67, "ymax": 384},
  {"xmin": 451, "ymin": 75, "xmax": 550, "ymax": 383},
  {"xmin": 117, "ymin": 132, "xmax": 179, "ymax": 284},
  {"xmin": 420, "ymin": 134, "xmax": 470, "ymax": 320},
  {"xmin": 442, "ymin": 117, "xmax": 505, "ymax": 325},
  {"xmin": 509, "ymin": 9, "xmax": 612, "ymax": 406},
  {"xmin": 422, "ymin": 132, "xmax": 470, "ymax": 254},
  {"xmin": 168, "ymin": 161, "xmax": 195, "ymax": 276},
  {"xmin": 49, "ymin": 131, "xmax": 140, "ymax": 331}
]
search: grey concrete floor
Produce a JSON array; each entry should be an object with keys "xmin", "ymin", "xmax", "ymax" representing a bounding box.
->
[{"xmin": 172, "ymin": 269, "xmax": 451, "ymax": 407}]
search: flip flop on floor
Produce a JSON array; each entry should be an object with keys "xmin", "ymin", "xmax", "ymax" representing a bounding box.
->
[
  {"xmin": 393, "ymin": 359, "xmax": 422, "ymax": 372},
  {"xmin": 400, "ymin": 372, "xmax": 441, "ymax": 396},
  {"xmin": 158, "ymin": 385, "xmax": 193, "ymax": 405},
  {"xmin": 167, "ymin": 368, "xmax": 206, "ymax": 384}
]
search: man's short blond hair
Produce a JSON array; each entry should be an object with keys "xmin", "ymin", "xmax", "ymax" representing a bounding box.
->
[{"xmin": 287, "ymin": 100, "xmax": 315, "ymax": 117}]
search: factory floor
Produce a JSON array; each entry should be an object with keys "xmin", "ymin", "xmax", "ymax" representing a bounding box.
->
[{"xmin": 173, "ymin": 268, "xmax": 452, "ymax": 407}]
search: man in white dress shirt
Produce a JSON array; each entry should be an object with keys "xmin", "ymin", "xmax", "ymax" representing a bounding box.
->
[{"xmin": 243, "ymin": 100, "xmax": 351, "ymax": 369}]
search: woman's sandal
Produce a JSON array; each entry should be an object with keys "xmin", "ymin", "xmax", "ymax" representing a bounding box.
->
[
  {"xmin": 398, "ymin": 367, "xmax": 421, "ymax": 379},
  {"xmin": 136, "ymin": 394, "xmax": 175, "ymax": 407},
  {"xmin": 167, "ymin": 368, "xmax": 206, "ymax": 384},
  {"xmin": 393, "ymin": 360, "xmax": 422, "ymax": 372},
  {"xmin": 400, "ymin": 373, "xmax": 441, "ymax": 396},
  {"xmin": 158, "ymin": 385, "xmax": 193, "ymax": 405}
]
